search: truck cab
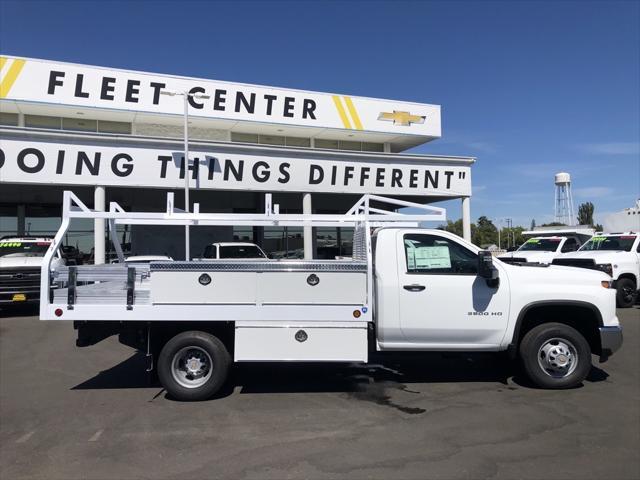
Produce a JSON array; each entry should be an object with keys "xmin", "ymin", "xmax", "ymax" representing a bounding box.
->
[
  {"xmin": 0, "ymin": 236, "xmax": 64, "ymax": 304},
  {"xmin": 553, "ymin": 232, "xmax": 640, "ymax": 307},
  {"xmin": 374, "ymin": 229, "xmax": 618, "ymax": 357}
]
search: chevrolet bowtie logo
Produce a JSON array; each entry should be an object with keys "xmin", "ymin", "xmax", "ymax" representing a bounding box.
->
[{"xmin": 378, "ymin": 110, "xmax": 425, "ymax": 127}]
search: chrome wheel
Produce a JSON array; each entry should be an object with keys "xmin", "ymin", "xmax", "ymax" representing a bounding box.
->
[
  {"xmin": 537, "ymin": 338, "xmax": 578, "ymax": 379},
  {"xmin": 171, "ymin": 346, "xmax": 213, "ymax": 389}
]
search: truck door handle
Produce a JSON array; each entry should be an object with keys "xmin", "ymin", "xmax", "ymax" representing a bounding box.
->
[{"xmin": 403, "ymin": 284, "xmax": 426, "ymax": 292}]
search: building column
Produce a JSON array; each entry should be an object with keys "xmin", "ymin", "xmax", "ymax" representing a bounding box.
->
[
  {"xmin": 17, "ymin": 205, "xmax": 26, "ymax": 236},
  {"xmin": 94, "ymin": 186, "xmax": 106, "ymax": 264},
  {"xmin": 461, "ymin": 196, "xmax": 471, "ymax": 243},
  {"xmin": 303, "ymin": 193, "xmax": 313, "ymax": 260}
]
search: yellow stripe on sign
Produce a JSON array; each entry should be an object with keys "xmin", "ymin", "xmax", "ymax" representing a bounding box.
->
[
  {"xmin": 332, "ymin": 95, "xmax": 352, "ymax": 129},
  {"xmin": 343, "ymin": 96, "xmax": 363, "ymax": 130},
  {"xmin": 0, "ymin": 58, "xmax": 26, "ymax": 99},
  {"xmin": 0, "ymin": 57, "xmax": 7, "ymax": 71}
]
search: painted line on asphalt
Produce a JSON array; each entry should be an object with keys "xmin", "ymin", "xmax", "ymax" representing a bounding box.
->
[
  {"xmin": 16, "ymin": 431, "xmax": 35, "ymax": 443},
  {"xmin": 88, "ymin": 429, "xmax": 103, "ymax": 442}
]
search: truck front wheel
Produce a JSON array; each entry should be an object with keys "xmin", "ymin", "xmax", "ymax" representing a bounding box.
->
[
  {"xmin": 519, "ymin": 323, "xmax": 591, "ymax": 389},
  {"xmin": 157, "ymin": 331, "xmax": 231, "ymax": 401},
  {"xmin": 615, "ymin": 278, "xmax": 636, "ymax": 308}
]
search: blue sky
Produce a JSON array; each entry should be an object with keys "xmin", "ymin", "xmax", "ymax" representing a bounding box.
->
[{"xmin": 1, "ymin": 0, "xmax": 638, "ymax": 227}]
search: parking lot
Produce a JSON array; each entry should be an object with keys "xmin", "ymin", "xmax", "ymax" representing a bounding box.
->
[{"xmin": 0, "ymin": 307, "xmax": 638, "ymax": 480}]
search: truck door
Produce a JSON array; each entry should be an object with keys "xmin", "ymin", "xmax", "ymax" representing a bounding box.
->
[{"xmin": 397, "ymin": 232, "xmax": 509, "ymax": 348}]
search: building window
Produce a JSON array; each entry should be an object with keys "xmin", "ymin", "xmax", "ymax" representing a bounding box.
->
[
  {"xmin": 0, "ymin": 112, "xmax": 19, "ymax": 126},
  {"xmin": 231, "ymin": 132, "xmax": 259, "ymax": 143},
  {"xmin": 314, "ymin": 139, "xmax": 384, "ymax": 152},
  {"xmin": 25, "ymin": 115, "xmax": 62, "ymax": 129},
  {"xmin": 316, "ymin": 227, "xmax": 353, "ymax": 259},
  {"xmin": 285, "ymin": 136, "xmax": 311, "ymax": 147},
  {"xmin": 339, "ymin": 140, "xmax": 361, "ymax": 151},
  {"xmin": 259, "ymin": 134, "xmax": 285, "ymax": 146},
  {"xmin": 62, "ymin": 117, "xmax": 98, "ymax": 132},
  {"xmin": 315, "ymin": 139, "xmax": 339, "ymax": 150},
  {"xmin": 98, "ymin": 120, "xmax": 132, "ymax": 134},
  {"xmin": 362, "ymin": 142, "xmax": 384, "ymax": 152}
]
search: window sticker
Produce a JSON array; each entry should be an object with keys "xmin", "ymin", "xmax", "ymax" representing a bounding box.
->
[
  {"xmin": 525, "ymin": 239, "xmax": 539, "ymax": 244},
  {"xmin": 409, "ymin": 246, "xmax": 451, "ymax": 269}
]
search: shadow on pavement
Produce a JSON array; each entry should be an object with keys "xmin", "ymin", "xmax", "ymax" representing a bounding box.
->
[
  {"xmin": 72, "ymin": 350, "xmax": 609, "ymax": 403},
  {"xmin": 0, "ymin": 304, "xmax": 39, "ymax": 318}
]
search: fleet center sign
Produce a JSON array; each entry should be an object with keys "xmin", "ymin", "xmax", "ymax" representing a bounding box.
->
[
  {"xmin": 0, "ymin": 56, "xmax": 441, "ymax": 138},
  {"xmin": 0, "ymin": 138, "xmax": 471, "ymax": 197}
]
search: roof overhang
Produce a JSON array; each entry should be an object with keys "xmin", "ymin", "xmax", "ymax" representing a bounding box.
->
[{"xmin": 0, "ymin": 55, "xmax": 441, "ymax": 152}]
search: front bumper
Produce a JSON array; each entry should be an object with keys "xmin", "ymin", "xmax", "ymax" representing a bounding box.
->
[{"xmin": 599, "ymin": 325, "xmax": 623, "ymax": 362}]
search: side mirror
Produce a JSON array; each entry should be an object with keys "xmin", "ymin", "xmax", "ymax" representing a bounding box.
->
[{"xmin": 478, "ymin": 251, "xmax": 500, "ymax": 288}]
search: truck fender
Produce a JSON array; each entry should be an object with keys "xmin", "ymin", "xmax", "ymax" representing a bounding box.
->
[{"xmin": 507, "ymin": 300, "xmax": 603, "ymax": 359}]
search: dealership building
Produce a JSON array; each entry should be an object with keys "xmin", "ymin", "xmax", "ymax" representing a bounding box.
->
[{"xmin": 0, "ymin": 55, "xmax": 474, "ymax": 262}]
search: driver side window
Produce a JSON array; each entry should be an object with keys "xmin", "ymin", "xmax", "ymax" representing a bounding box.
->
[
  {"xmin": 561, "ymin": 238, "xmax": 578, "ymax": 252},
  {"xmin": 404, "ymin": 233, "xmax": 477, "ymax": 275}
]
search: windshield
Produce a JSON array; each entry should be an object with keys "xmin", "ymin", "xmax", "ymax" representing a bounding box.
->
[
  {"xmin": 518, "ymin": 238, "xmax": 562, "ymax": 252},
  {"xmin": 219, "ymin": 245, "xmax": 266, "ymax": 259},
  {"xmin": 579, "ymin": 235, "xmax": 637, "ymax": 252},
  {"xmin": 0, "ymin": 241, "xmax": 51, "ymax": 258}
]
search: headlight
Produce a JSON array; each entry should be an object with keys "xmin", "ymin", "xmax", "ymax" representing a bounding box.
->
[{"xmin": 596, "ymin": 263, "xmax": 613, "ymax": 276}]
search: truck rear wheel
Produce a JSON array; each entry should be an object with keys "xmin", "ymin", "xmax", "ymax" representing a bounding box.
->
[
  {"xmin": 519, "ymin": 323, "xmax": 591, "ymax": 389},
  {"xmin": 615, "ymin": 278, "xmax": 636, "ymax": 308},
  {"xmin": 157, "ymin": 331, "xmax": 231, "ymax": 401}
]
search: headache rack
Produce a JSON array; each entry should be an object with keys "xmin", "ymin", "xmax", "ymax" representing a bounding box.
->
[{"xmin": 40, "ymin": 191, "xmax": 446, "ymax": 321}]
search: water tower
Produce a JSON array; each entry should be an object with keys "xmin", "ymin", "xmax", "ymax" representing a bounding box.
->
[{"xmin": 554, "ymin": 172, "xmax": 575, "ymax": 226}]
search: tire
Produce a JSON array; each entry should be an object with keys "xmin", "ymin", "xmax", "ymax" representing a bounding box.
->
[
  {"xmin": 157, "ymin": 331, "xmax": 231, "ymax": 401},
  {"xmin": 519, "ymin": 323, "xmax": 591, "ymax": 389},
  {"xmin": 615, "ymin": 278, "xmax": 636, "ymax": 308}
]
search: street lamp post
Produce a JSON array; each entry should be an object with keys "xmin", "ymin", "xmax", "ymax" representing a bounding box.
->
[{"xmin": 160, "ymin": 89, "xmax": 210, "ymax": 261}]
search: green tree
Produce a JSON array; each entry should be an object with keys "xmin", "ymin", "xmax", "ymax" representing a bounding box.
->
[
  {"xmin": 441, "ymin": 219, "xmax": 463, "ymax": 237},
  {"xmin": 501, "ymin": 226, "xmax": 526, "ymax": 249},
  {"xmin": 473, "ymin": 216, "xmax": 498, "ymax": 247},
  {"xmin": 440, "ymin": 219, "xmax": 477, "ymax": 241},
  {"xmin": 577, "ymin": 202, "xmax": 595, "ymax": 226},
  {"xmin": 541, "ymin": 222, "xmax": 567, "ymax": 227}
]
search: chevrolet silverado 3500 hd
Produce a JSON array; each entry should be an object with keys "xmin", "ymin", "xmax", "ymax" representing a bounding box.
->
[{"xmin": 39, "ymin": 192, "xmax": 622, "ymax": 401}]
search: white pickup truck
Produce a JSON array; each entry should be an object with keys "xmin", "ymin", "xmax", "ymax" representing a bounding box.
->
[
  {"xmin": 499, "ymin": 227, "xmax": 594, "ymax": 265},
  {"xmin": 553, "ymin": 233, "xmax": 639, "ymax": 308},
  {"xmin": 39, "ymin": 192, "xmax": 623, "ymax": 401},
  {"xmin": 0, "ymin": 236, "xmax": 64, "ymax": 305},
  {"xmin": 499, "ymin": 236, "xmax": 577, "ymax": 264},
  {"xmin": 200, "ymin": 242, "xmax": 268, "ymax": 259}
]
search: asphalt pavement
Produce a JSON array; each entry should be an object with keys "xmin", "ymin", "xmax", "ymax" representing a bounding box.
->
[{"xmin": 1, "ymin": 306, "xmax": 638, "ymax": 480}]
